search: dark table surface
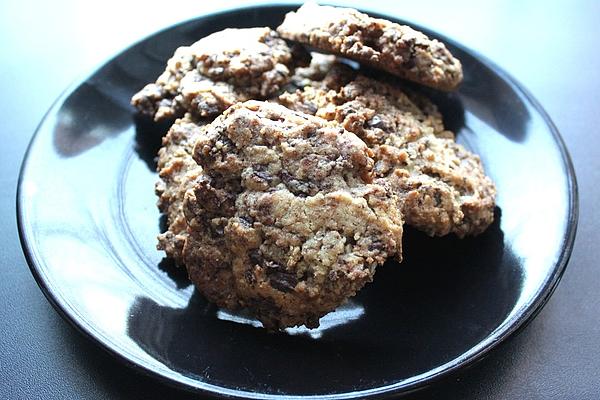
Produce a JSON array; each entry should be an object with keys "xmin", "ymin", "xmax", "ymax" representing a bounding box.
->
[{"xmin": 2, "ymin": 1, "xmax": 599, "ymax": 399}]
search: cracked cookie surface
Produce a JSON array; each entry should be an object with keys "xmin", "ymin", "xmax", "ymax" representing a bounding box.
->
[
  {"xmin": 131, "ymin": 27, "xmax": 309, "ymax": 121},
  {"xmin": 183, "ymin": 100, "xmax": 403, "ymax": 329},
  {"xmin": 277, "ymin": 3, "xmax": 462, "ymax": 91}
]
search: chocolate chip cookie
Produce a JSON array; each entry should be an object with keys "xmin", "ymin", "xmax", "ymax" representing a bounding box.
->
[
  {"xmin": 277, "ymin": 3, "xmax": 462, "ymax": 91},
  {"xmin": 183, "ymin": 100, "xmax": 403, "ymax": 329},
  {"xmin": 279, "ymin": 71, "xmax": 495, "ymax": 237},
  {"xmin": 131, "ymin": 27, "xmax": 309, "ymax": 121}
]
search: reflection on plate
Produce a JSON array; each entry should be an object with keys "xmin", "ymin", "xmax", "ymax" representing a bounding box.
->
[{"xmin": 17, "ymin": 4, "xmax": 577, "ymax": 399}]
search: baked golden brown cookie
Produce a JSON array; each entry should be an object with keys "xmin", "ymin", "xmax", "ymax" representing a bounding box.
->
[
  {"xmin": 279, "ymin": 71, "xmax": 495, "ymax": 237},
  {"xmin": 183, "ymin": 100, "xmax": 403, "ymax": 329},
  {"xmin": 277, "ymin": 3, "xmax": 462, "ymax": 91},
  {"xmin": 131, "ymin": 27, "xmax": 309, "ymax": 121}
]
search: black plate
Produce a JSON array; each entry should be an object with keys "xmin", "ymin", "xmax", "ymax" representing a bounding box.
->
[{"xmin": 17, "ymin": 4, "xmax": 578, "ymax": 399}]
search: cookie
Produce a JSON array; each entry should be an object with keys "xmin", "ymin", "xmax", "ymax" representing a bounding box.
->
[
  {"xmin": 381, "ymin": 136, "xmax": 496, "ymax": 237},
  {"xmin": 279, "ymin": 72, "xmax": 495, "ymax": 237},
  {"xmin": 183, "ymin": 101, "xmax": 403, "ymax": 329},
  {"xmin": 277, "ymin": 3, "xmax": 462, "ymax": 91},
  {"xmin": 155, "ymin": 114, "xmax": 207, "ymax": 263},
  {"xmin": 131, "ymin": 27, "xmax": 309, "ymax": 121}
]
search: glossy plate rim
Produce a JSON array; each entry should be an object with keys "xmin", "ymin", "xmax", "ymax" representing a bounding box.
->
[{"xmin": 17, "ymin": 3, "xmax": 579, "ymax": 399}]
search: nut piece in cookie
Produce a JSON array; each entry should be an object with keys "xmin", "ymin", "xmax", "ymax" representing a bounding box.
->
[
  {"xmin": 277, "ymin": 3, "xmax": 462, "ymax": 91},
  {"xmin": 279, "ymin": 72, "xmax": 495, "ymax": 237},
  {"xmin": 183, "ymin": 100, "xmax": 403, "ymax": 330},
  {"xmin": 131, "ymin": 27, "xmax": 309, "ymax": 121},
  {"xmin": 155, "ymin": 114, "xmax": 207, "ymax": 263}
]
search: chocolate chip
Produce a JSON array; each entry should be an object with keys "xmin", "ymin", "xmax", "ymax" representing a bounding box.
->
[
  {"xmin": 239, "ymin": 215, "xmax": 254, "ymax": 227},
  {"xmin": 279, "ymin": 171, "xmax": 312, "ymax": 197},
  {"xmin": 254, "ymin": 170, "xmax": 273, "ymax": 183},
  {"xmin": 305, "ymin": 102, "xmax": 318, "ymax": 114},
  {"xmin": 269, "ymin": 271, "xmax": 298, "ymax": 293},
  {"xmin": 434, "ymin": 190, "xmax": 443, "ymax": 206},
  {"xmin": 249, "ymin": 250, "xmax": 262, "ymax": 266},
  {"xmin": 280, "ymin": 171, "xmax": 295, "ymax": 184},
  {"xmin": 244, "ymin": 269, "xmax": 256, "ymax": 284},
  {"xmin": 368, "ymin": 241, "xmax": 384, "ymax": 251}
]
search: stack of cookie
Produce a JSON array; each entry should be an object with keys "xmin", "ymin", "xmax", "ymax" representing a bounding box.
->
[{"xmin": 132, "ymin": 3, "xmax": 496, "ymax": 330}]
